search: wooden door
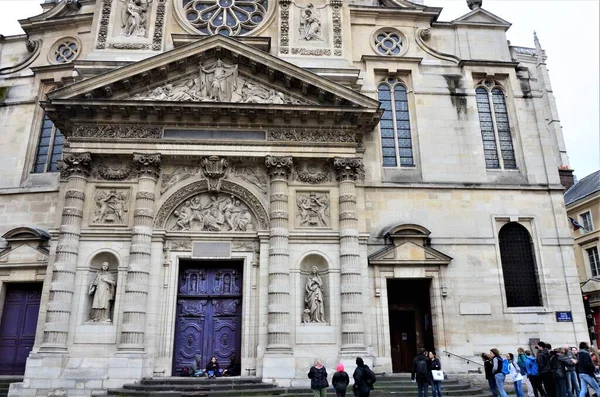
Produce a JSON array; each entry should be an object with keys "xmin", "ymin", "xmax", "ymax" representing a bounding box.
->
[{"xmin": 389, "ymin": 310, "xmax": 416, "ymax": 373}]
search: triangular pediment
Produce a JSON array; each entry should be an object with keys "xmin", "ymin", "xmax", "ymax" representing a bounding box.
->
[
  {"xmin": 582, "ymin": 279, "xmax": 600, "ymax": 294},
  {"xmin": 452, "ymin": 8, "xmax": 511, "ymax": 30},
  {"xmin": 369, "ymin": 241, "xmax": 452, "ymax": 266}
]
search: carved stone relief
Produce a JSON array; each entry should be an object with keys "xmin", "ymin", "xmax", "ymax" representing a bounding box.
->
[
  {"xmin": 304, "ymin": 266, "xmax": 325, "ymax": 323},
  {"xmin": 267, "ymin": 128, "xmax": 356, "ymax": 143},
  {"xmin": 88, "ymin": 261, "xmax": 117, "ymax": 322},
  {"xmin": 232, "ymin": 164, "xmax": 268, "ymax": 195},
  {"xmin": 92, "ymin": 188, "xmax": 130, "ymax": 225},
  {"xmin": 296, "ymin": 192, "xmax": 330, "ymax": 228},
  {"xmin": 293, "ymin": 160, "xmax": 332, "ymax": 184},
  {"xmin": 118, "ymin": 0, "xmax": 153, "ymax": 37},
  {"xmin": 91, "ymin": 158, "xmax": 133, "ymax": 181},
  {"xmin": 168, "ymin": 193, "xmax": 255, "ymax": 232},
  {"xmin": 161, "ymin": 164, "xmax": 202, "ymax": 194},
  {"xmin": 298, "ymin": 3, "xmax": 323, "ymax": 41},
  {"xmin": 71, "ymin": 124, "xmax": 162, "ymax": 139},
  {"xmin": 202, "ymin": 156, "xmax": 229, "ymax": 192},
  {"xmin": 130, "ymin": 61, "xmax": 307, "ymax": 104}
]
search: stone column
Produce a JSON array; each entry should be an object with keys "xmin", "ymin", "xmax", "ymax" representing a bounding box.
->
[
  {"xmin": 41, "ymin": 152, "xmax": 91, "ymax": 350},
  {"xmin": 334, "ymin": 157, "xmax": 366, "ymax": 354},
  {"xmin": 118, "ymin": 153, "xmax": 160, "ymax": 351},
  {"xmin": 264, "ymin": 156, "xmax": 293, "ymax": 352}
]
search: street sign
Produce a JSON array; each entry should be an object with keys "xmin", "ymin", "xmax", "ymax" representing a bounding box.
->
[{"xmin": 556, "ymin": 311, "xmax": 573, "ymax": 322}]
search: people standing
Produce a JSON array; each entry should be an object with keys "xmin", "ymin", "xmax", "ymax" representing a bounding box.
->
[
  {"xmin": 353, "ymin": 357, "xmax": 375, "ymax": 397},
  {"xmin": 518, "ymin": 348, "xmax": 535, "ymax": 397},
  {"xmin": 428, "ymin": 351, "xmax": 443, "ymax": 397},
  {"xmin": 308, "ymin": 358, "xmax": 329, "ymax": 397},
  {"xmin": 536, "ymin": 342, "xmax": 555, "ymax": 397},
  {"xmin": 491, "ymin": 348, "xmax": 508, "ymax": 397},
  {"xmin": 508, "ymin": 353, "xmax": 525, "ymax": 397},
  {"xmin": 412, "ymin": 348, "xmax": 431, "ymax": 397},
  {"xmin": 332, "ymin": 363, "xmax": 349, "ymax": 397},
  {"xmin": 577, "ymin": 342, "xmax": 600, "ymax": 397},
  {"xmin": 567, "ymin": 347, "xmax": 581, "ymax": 396},
  {"xmin": 482, "ymin": 353, "xmax": 499, "ymax": 397},
  {"xmin": 524, "ymin": 350, "xmax": 547, "ymax": 397}
]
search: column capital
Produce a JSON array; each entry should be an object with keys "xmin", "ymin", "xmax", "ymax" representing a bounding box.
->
[
  {"xmin": 133, "ymin": 153, "xmax": 161, "ymax": 180},
  {"xmin": 58, "ymin": 152, "xmax": 92, "ymax": 178},
  {"xmin": 265, "ymin": 156, "xmax": 293, "ymax": 180},
  {"xmin": 334, "ymin": 157, "xmax": 364, "ymax": 182}
]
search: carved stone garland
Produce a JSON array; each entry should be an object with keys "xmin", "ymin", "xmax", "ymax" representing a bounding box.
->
[
  {"xmin": 41, "ymin": 152, "xmax": 91, "ymax": 349},
  {"xmin": 331, "ymin": 0, "xmax": 342, "ymax": 56},
  {"xmin": 267, "ymin": 128, "xmax": 356, "ymax": 143},
  {"xmin": 96, "ymin": 0, "xmax": 112, "ymax": 49},
  {"xmin": 279, "ymin": 0, "xmax": 291, "ymax": 54},
  {"xmin": 152, "ymin": 0, "xmax": 166, "ymax": 51},
  {"xmin": 71, "ymin": 125, "xmax": 162, "ymax": 139}
]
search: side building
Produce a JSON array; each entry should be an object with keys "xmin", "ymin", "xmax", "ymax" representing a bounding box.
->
[{"xmin": 0, "ymin": 0, "xmax": 587, "ymax": 395}]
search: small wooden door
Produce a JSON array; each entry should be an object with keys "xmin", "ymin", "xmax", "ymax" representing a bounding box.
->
[
  {"xmin": 389, "ymin": 310, "xmax": 416, "ymax": 373},
  {"xmin": 0, "ymin": 283, "xmax": 42, "ymax": 375}
]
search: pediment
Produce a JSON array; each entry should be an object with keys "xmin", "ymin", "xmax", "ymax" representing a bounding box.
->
[
  {"xmin": 378, "ymin": 0, "xmax": 426, "ymax": 9},
  {"xmin": 582, "ymin": 279, "xmax": 600, "ymax": 294},
  {"xmin": 452, "ymin": 8, "xmax": 511, "ymax": 29},
  {"xmin": 0, "ymin": 241, "xmax": 49, "ymax": 266},
  {"xmin": 369, "ymin": 241, "xmax": 452, "ymax": 266}
]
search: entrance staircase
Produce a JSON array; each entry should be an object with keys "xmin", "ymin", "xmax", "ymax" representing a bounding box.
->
[
  {"xmin": 0, "ymin": 376, "xmax": 22, "ymax": 397},
  {"xmin": 107, "ymin": 374, "xmax": 494, "ymax": 396}
]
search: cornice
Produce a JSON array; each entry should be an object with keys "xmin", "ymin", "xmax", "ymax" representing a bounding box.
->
[
  {"xmin": 566, "ymin": 191, "xmax": 600, "ymax": 211},
  {"xmin": 459, "ymin": 59, "xmax": 520, "ymax": 68},
  {"xmin": 171, "ymin": 34, "xmax": 271, "ymax": 52},
  {"xmin": 19, "ymin": 13, "xmax": 94, "ymax": 33},
  {"xmin": 348, "ymin": 5, "xmax": 442, "ymax": 21},
  {"xmin": 361, "ymin": 55, "xmax": 423, "ymax": 64}
]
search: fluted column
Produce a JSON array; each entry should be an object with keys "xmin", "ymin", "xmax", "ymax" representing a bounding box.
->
[
  {"xmin": 334, "ymin": 157, "xmax": 366, "ymax": 353},
  {"xmin": 118, "ymin": 153, "xmax": 160, "ymax": 351},
  {"xmin": 265, "ymin": 156, "xmax": 293, "ymax": 352},
  {"xmin": 41, "ymin": 152, "xmax": 91, "ymax": 351}
]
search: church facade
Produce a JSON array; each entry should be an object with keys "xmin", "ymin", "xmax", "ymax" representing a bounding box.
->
[{"xmin": 0, "ymin": 0, "xmax": 587, "ymax": 395}]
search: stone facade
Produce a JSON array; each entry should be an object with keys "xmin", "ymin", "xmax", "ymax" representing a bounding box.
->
[{"xmin": 0, "ymin": 0, "xmax": 587, "ymax": 395}]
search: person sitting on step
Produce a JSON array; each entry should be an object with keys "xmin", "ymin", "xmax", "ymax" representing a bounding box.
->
[
  {"xmin": 206, "ymin": 356, "xmax": 221, "ymax": 378},
  {"xmin": 191, "ymin": 354, "xmax": 205, "ymax": 377},
  {"xmin": 223, "ymin": 357, "xmax": 241, "ymax": 377}
]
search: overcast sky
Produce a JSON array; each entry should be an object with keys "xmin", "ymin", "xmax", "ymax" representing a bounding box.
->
[{"xmin": 0, "ymin": 0, "xmax": 598, "ymax": 179}]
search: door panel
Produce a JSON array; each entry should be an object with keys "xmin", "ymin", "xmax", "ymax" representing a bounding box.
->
[
  {"xmin": 0, "ymin": 283, "xmax": 42, "ymax": 375},
  {"xmin": 173, "ymin": 263, "xmax": 242, "ymax": 375},
  {"xmin": 389, "ymin": 310, "xmax": 416, "ymax": 373}
]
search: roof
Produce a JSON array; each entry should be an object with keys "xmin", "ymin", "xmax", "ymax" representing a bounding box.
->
[{"xmin": 565, "ymin": 170, "xmax": 600, "ymax": 206}]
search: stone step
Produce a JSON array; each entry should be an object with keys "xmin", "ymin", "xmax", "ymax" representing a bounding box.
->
[{"xmin": 0, "ymin": 377, "xmax": 23, "ymax": 397}]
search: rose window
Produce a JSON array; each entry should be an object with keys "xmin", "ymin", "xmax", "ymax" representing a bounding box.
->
[
  {"xmin": 182, "ymin": 0, "xmax": 269, "ymax": 36},
  {"xmin": 374, "ymin": 31, "xmax": 404, "ymax": 56},
  {"xmin": 52, "ymin": 39, "xmax": 79, "ymax": 64}
]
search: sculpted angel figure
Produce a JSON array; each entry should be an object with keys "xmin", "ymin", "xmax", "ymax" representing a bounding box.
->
[
  {"xmin": 299, "ymin": 3, "xmax": 323, "ymax": 41},
  {"xmin": 89, "ymin": 262, "xmax": 117, "ymax": 322},
  {"xmin": 305, "ymin": 266, "xmax": 325, "ymax": 323},
  {"xmin": 198, "ymin": 59, "xmax": 238, "ymax": 102},
  {"xmin": 119, "ymin": 0, "xmax": 153, "ymax": 37}
]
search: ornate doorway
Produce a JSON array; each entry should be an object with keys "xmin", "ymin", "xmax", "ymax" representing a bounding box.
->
[
  {"xmin": 0, "ymin": 283, "xmax": 42, "ymax": 375},
  {"xmin": 172, "ymin": 260, "xmax": 243, "ymax": 375}
]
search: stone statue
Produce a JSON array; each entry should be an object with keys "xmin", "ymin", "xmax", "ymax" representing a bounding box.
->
[
  {"xmin": 93, "ymin": 189, "xmax": 129, "ymax": 224},
  {"xmin": 119, "ymin": 0, "xmax": 153, "ymax": 37},
  {"xmin": 467, "ymin": 0, "xmax": 482, "ymax": 10},
  {"xmin": 304, "ymin": 266, "xmax": 325, "ymax": 323},
  {"xmin": 296, "ymin": 193, "xmax": 330, "ymax": 227},
  {"xmin": 199, "ymin": 59, "xmax": 238, "ymax": 102},
  {"xmin": 299, "ymin": 3, "xmax": 323, "ymax": 41},
  {"xmin": 88, "ymin": 262, "xmax": 117, "ymax": 322}
]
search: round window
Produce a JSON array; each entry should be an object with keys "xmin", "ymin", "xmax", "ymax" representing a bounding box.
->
[
  {"xmin": 180, "ymin": 0, "xmax": 269, "ymax": 36},
  {"xmin": 50, "ymin": 38, "xmax": 80, "ymax": 64},
  {"xmin": 372, "ymin": 29, "xmax": 406, "ymax": 56}
]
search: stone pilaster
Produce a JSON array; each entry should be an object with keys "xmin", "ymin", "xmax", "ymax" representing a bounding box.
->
[
  {"xmin": 265, "ymin": 156, "xmax": 293, "ymax": 352},
  {"xmin": 41, "ymin": 152, "xmax": 91, "ymax": 351},
  {"xmin": 334, "ymin": 157, "xmax": 366, "ymax": 354},
  {"xmin": 118, "ymin": 153, "xmax": 160, "ymax": 351}
]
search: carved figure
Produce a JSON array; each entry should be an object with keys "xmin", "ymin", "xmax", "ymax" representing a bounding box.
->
[
  {"xmin": 296, "ymin": 193, "xmax": 329, "ymax": 227},
  {"xmin": 89, "ymin": 262, "xmax": 117, "ymax": 322},
  {"xmin": 93, "ymin": 189, "xmax": 129, "ymax": 224},
  {"xmin": 234, "ymin": 165, "xmax": 268, "ymax": 194},
  {"xmin": 174, "ymin": 200, "xmax": 193, "ymax": 230},
  {"xmin": 299, "ymin": 3, "xmax": 323, "ymax": 41},
  {"xmin": 199, "ymin": 59, "xmax": 238, "ymax": 102},
  {"xmin": 302, "ymin": 308, "xmax": 311, "ymax": 324},
  {"xmin": 161, "ymin": 165, "xmax": 201, "ymax": 194},
  {"xmin": 467, "ymin": 0, "xmax": 482, "ymax": 10},
  {"xmin": 305, "ymin": 266, "xmax": 325, "ymax": 323},
  {"xmin": 119, "ymin": 0, "xmax": 153, "ymax": 37},
  {"xmin": 170, "ymin": 194, "xmax": 254, "ymax": 231}
]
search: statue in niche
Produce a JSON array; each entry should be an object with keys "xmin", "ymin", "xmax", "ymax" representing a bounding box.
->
[
  {"xmin": 298, "ymin": 3, "xmax": 323, "ymax": 41},
  {"xmin": 296, "ymin": 193, "xmax": 329, "ymax": 227},
  {"xmin": 199, "ymin": 59, "xmax": 238, "ymax": 102},
  {"xmin": 93, "ymin": 189, "xmax": 129, "ymax": 224},
  {"xmin": 305, "ymin": 266, "xmax": 325, "ymax": 323},
  {"xmin": 119, "ymin": 0, "xmax": 153, "ymax": 37},
  {"xmin": 171, "ymin": 194, "xmax": 254, "ymax": 232},
  {"xmin": 88, "ymin": 262, "xmax": 117, "ymax": 322}
]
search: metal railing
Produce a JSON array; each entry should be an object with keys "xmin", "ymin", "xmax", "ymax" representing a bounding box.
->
[{"xmin": 442, "ymin": 350, "xmax": 483, "ymax": 367}]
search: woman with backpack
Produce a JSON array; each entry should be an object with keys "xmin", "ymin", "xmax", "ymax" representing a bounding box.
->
[
  {"xmin": 507, "ymin": 353, "xmax": 525, "ymax": 397},
  {"xmin": 517, "ymin": 348, "xmax": 534, "ymax": 397},
  {"xmin": 332, "ymin": 363, "xmax": 349, "ymax": 397},
  {"xmin": 490, "ymin": 348, "xmax": 509, "ymax": 397},
  {"xmin": 428, "ymin": 351, "xmax": 443, "ymax": 397},
  {"xmin": 353, "ymin": 357, "xmax": 375, "ymax": 397},
  {"xmin": 524, "ymin": 350, "xmax": 547, "ymax": 397}
]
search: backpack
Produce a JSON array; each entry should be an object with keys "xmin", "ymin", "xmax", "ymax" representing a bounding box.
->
[
  {"xmin": 181, "ymin": 366, "xmax": 190, "ymax": 376},
  {"xmin": 525, "ymin": 357, "xmax": 539, "ymax": 376},
  {"xmin": 501, "ymin": 359, "xmax": 510, "ymax": 375},
  {"xmin": 364, "ymin": 366, "xmax": 377, "ymax": 386},
  {"xmin": 415, "ymin": 359, "xmax": 428, "ymax": 376}
]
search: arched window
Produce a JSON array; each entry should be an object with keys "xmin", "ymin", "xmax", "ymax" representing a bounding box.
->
[
  {"xmin": 498, "ymin": 222, "xmax": 541, "ymax": 307},
  {"xmin": 32, "ymin": 113, "xmax": 64, "ymax": 173},
  {"xmin": 476, "ymin": 79, "xmax": 516, "ymax": 170},
  {"xmin": 378, "ymin": 78, "xmax": 414, "ymax": 167}
]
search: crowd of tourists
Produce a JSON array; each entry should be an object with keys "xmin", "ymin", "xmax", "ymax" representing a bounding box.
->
[
  {"xmin": 411, "ymin": 348, "xmax": 444, "ymax": 397},
  {"xmin": 483, "ymin": 341, "xmax": 600, "ymax": 397},
  {"xmin": 308, "ymin": 357, "xmax": 377, "ymax": 397}
]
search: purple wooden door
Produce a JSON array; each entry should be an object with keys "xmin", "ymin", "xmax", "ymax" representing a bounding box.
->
[
  {"xmin": 0, "ymin": 283, "xmax": 42, "ymax": 375},
  {"xmin": 173, "ymin": 262, "xmax": 242, "ymax": 375}
]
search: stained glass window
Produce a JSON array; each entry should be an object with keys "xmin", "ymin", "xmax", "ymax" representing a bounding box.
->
[
  {"xmin": 182, "ymin": 0, "xmax": 268, "ymax": 36},
  {"xmin": 32, "ymin": 114, "xmax": 64, "ymax": 173},
  {"xmin": 476, "ymin": 81, "xmax": 517, "ymax": 170},
  {"xmin": 374, "ymin": 31, "xmax": 403, "ymax": 56},
  {"xmin": 499, "ymin": 223, "xmax": 542, "ymax": 307},
  {"xmin": 377, "ymin": 78, "xmax": 414, "ymax": 167}
]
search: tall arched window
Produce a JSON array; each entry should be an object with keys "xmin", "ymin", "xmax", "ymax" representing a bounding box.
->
[
  {"xmin": 378, "ymin": 78, "xmax": 414, "ymax": 167},
  {"xmin": 32, "ymin": 113, "xmax": 64, "ymax": 173},
  {"xmin": 498, "ymin": 222, "xmax": 542, "ymax": 307},
  {"xmin": 476, "ymin": 79, "xmax": 516, "ymax": 170}
]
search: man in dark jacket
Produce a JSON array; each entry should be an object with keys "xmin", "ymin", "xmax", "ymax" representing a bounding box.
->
[
  {"xmin": 482, "ymin": 353, "xmax": 498, "ymax": 397},
  {"xmin": 578, "ymin": 342, "xmax": 600, "ymax": 396},
  {"xmin": 353, "ymin": 357, "xmax": 374, "ymax": 397},
  {"xmin": 536, "ymin": 342, "xmax": 555, "ymax": 397},
  {"xmin": 412, "ymin": 348, "xmax": 430, "ymax": 397}
]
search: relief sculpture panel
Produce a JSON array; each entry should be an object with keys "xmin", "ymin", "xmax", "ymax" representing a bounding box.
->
[
  {"xmin": 168, "ymin": 193, "xmax": 255, "ymax": 232},
  {"xmin": 296, "ymin": 192, "xmax": 330, "ymax": 228},
  {"xmin": 91, "ymin": 188, "xmax": 130, "ymax": 225}
]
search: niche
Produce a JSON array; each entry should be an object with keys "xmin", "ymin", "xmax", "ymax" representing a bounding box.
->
[
  {"xmin": 86, "ymin": 251, "xmax": 119, "ymax": 323},
  {"xmin": 299, "ymin": 253, "xmax": 330, "ymax": 325}
]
